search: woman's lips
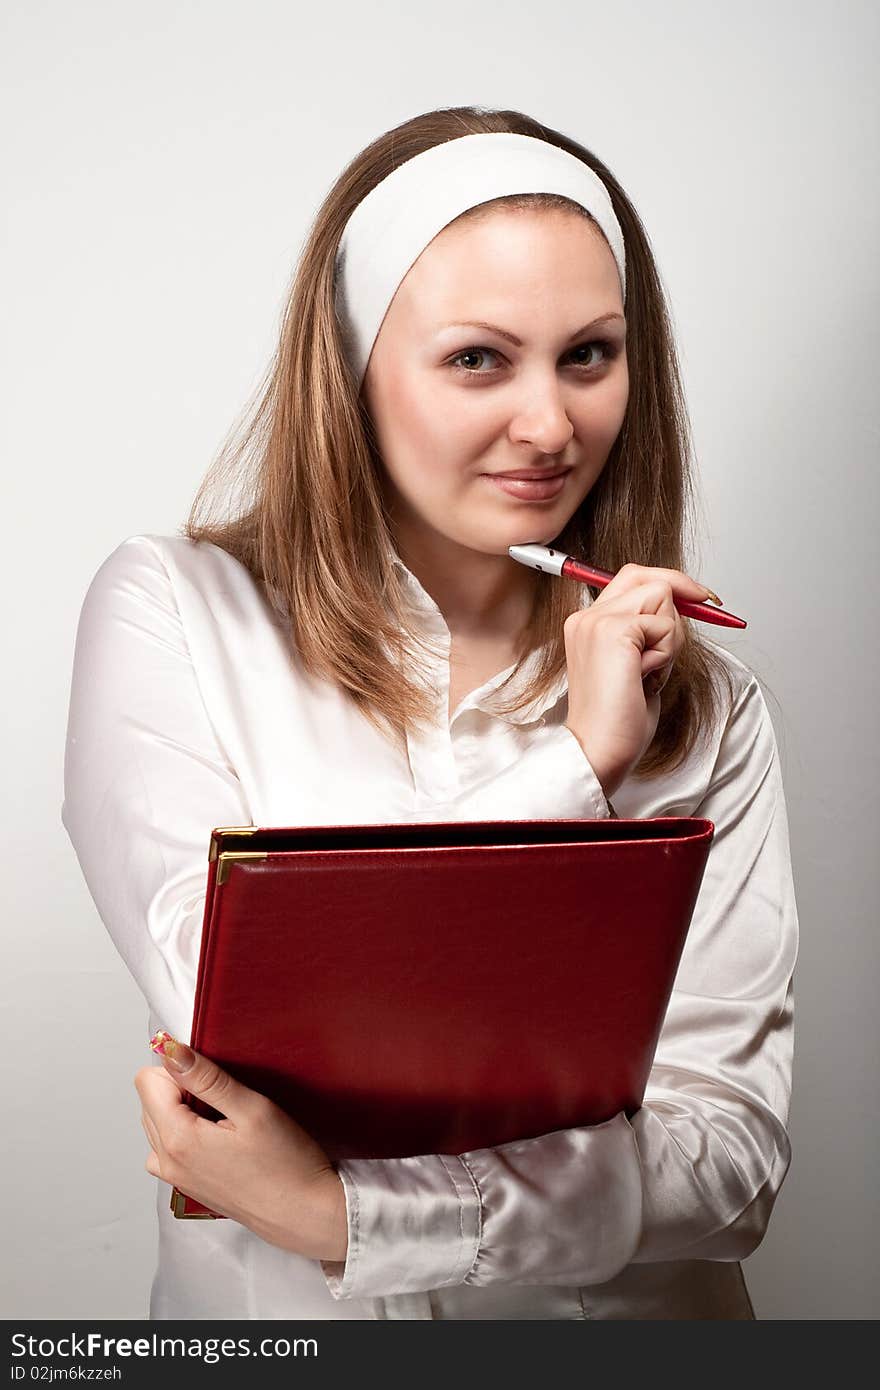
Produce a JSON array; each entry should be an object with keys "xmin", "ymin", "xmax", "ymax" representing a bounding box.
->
[{"xmin": 483, "ymin": 469, "xmax": 571, "ymax": 501}]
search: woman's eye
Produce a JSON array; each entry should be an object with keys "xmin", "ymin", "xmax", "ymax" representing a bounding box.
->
[
  {"xmin": 569, "ymin": 340, "xmax": 614, "ymax": 369},
  {"xmin": 450, "ymin": 348, "xmax": 498, "ymax": 374}
]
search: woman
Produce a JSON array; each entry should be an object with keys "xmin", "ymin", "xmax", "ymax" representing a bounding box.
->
[{"xmin": 61, "ymin": 106, "xmax": 798, "ymax": 1320}]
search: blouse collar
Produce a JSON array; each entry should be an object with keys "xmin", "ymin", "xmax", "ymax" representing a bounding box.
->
[{"xmin": 386, "ymin": 543, "xmax": 589, "ymax": 727}]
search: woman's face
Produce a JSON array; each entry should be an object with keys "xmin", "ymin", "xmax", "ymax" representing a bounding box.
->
[{"xmin": 362, "ymin": 206, "xmax": 629, "ymax": 559}]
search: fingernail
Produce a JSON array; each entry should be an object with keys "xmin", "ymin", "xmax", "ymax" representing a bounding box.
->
[
  {"xmin": 703, "ymin": 588, "xmax": 723, "ymax": 605},
  {"xmin": 149, "ymin": 1030, "xmax": 195, "ymax": 1073}
]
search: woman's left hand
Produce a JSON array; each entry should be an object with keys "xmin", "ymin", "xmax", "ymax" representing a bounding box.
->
[{"xmin": 135, "ymin": 1032, "xmax": 348, "ymax": 1262}]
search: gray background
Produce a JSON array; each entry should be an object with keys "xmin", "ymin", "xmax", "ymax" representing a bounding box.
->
[{"xmin": 3, "ymin": 0, "xmax": 877, "ymax": 1320}]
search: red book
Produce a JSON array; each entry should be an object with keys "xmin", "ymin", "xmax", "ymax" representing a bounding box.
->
[{"xmin": 171, "ymin": 817, "xmax": 713, "ymax": 1219}]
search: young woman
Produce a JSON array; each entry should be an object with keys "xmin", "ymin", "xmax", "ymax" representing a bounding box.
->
[{"xmin": 62, "ymin": 106, "xmax": 798, "ymax": 1321}]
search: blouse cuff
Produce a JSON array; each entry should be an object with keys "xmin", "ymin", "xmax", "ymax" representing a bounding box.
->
[
  {"xmin": 319, "ymin": 1112, "xmax": 643, "ymax": 1300},
  {"xmin": 455, "ymin": 721, "xmax": 613, "ymax": 822},
  {"xmin": 460, "ymin": 1113, "xmax": 643, "ymax": 1287},
  {"xmin": 551, "ymin": 724, "xmax": 614, "ymax": 819},
  {"xmin": 320, "ymin": 1153, "xmax": 481, "ymax": 1300}
]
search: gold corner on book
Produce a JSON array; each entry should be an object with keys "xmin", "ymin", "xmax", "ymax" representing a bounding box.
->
[
  {"xmin": 171, "ymin": 1187, "xmax": 218, "ymax": 1219},
  {"xmin": 208, "ymin": 826, "xmax": 260, "ymax": 862},
  {"xmin": 216, "ymin": 850, "xmax": 268, "ymax": 886}
]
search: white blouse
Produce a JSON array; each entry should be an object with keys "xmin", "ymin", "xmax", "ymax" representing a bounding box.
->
[{"xmin": 61, "ymin": 533, "xmax": 798, "ymax": 1321}]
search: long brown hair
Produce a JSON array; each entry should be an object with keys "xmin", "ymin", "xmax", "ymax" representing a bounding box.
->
[{"xmin": 183, "ymin": 105, "xmax": 735, "ymax": 775}]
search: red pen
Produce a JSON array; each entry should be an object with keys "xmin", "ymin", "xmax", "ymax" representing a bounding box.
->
[{"xmin": 508, "ymin": 544, "xmax": 747, "ymax": 630}]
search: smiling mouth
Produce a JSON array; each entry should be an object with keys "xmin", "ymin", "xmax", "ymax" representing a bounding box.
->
[
  {"xmin": 486, "ymin": 467, "xmax": 571, "ymax": 481},
  {"xmin": 483, "ymin": 470, "xmax": 572, "ymax": 500}
]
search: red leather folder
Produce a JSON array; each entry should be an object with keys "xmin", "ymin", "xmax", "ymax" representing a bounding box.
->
[{"xmin": 171, "ymin": 817, "xmax": 713, "ymax": 1219}]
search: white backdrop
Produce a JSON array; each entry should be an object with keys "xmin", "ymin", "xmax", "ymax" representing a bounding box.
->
[{"xmin": 3, "ymin": 0, "xmax": 877, "ymax": 1320}]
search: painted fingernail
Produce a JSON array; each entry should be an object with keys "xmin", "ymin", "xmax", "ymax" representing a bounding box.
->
[
  {"xmin": 149, "ymin": 1030, "xmax": 195, "ymax": 1073},
  {"xmin": 702, "ymin": 588, "xmax": 723, "ymax": 605}
]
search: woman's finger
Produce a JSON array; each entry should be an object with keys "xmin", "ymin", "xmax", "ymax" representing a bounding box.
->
[
  {"xmin": 135, "ymin": 1067, "xmax": 185, "ymax": 1140},
  {"xmin": 147, "ymin": 1031, "xmax": 265, "ymax": 1125},
  {"xmin": 134, "ymin": 1064, "xmax": 184, "ymax": 1104},
  {"xmin": 609, "ymin": 611, "xmax": 678, "ymax": 659},
  {"xmin": 593, "ymin": 583, "xmax": 686, "ymax": 673},
  {"xmin": 566, "ymin": 609, "xmax": 677, "ymax": 663},
  {"xmin": 140, "ymin": 1111, "xmax": 161, "ymax": 1151},
  {"xmin": 591, "ymin": 577, "xmax": 687, "ymax": 619},
  {"xmin": 643, "ymin": 666, "xmax": 673, "ymax": 698},
  {"xmin": 613, "ymin": 613, "xmax": 680, "ymax": 693},
  {"xmin": 593, "ymin": 563, "xmax": 713, "ymax": 606}
]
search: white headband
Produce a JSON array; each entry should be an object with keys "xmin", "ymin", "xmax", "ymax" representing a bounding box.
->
[{"xmin": 334, "ymin": 132, "xmax": 627, "ymax": 390}]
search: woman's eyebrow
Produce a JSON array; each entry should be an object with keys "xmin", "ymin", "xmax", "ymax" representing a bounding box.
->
[{"xmin": 434, "ymin": 313, "xmax": 625, "ymax": 347}]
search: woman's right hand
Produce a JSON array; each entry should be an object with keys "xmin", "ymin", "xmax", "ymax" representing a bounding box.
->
[{"xmin": 563, "ymin": 563, "xmax": 716, "ymax": 801}]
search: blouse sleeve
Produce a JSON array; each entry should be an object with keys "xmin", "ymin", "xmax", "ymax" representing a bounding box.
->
[
  {"xmin": 320, "ymin": 673, "xmax": 798, "ymax": 1299},
  {"xmin": 61, "ymin": 536, "xmax": 253, "ymax": 1043}
]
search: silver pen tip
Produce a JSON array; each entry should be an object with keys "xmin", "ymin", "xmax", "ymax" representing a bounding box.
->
[{"xmin": 508, "ymin": 544, "xmax": 566, "ymax": 576}]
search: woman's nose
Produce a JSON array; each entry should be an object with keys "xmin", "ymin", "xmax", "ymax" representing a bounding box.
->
[{"xmin": 507, "ymin": 379, "xmax": 575, "ymax": 454}]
